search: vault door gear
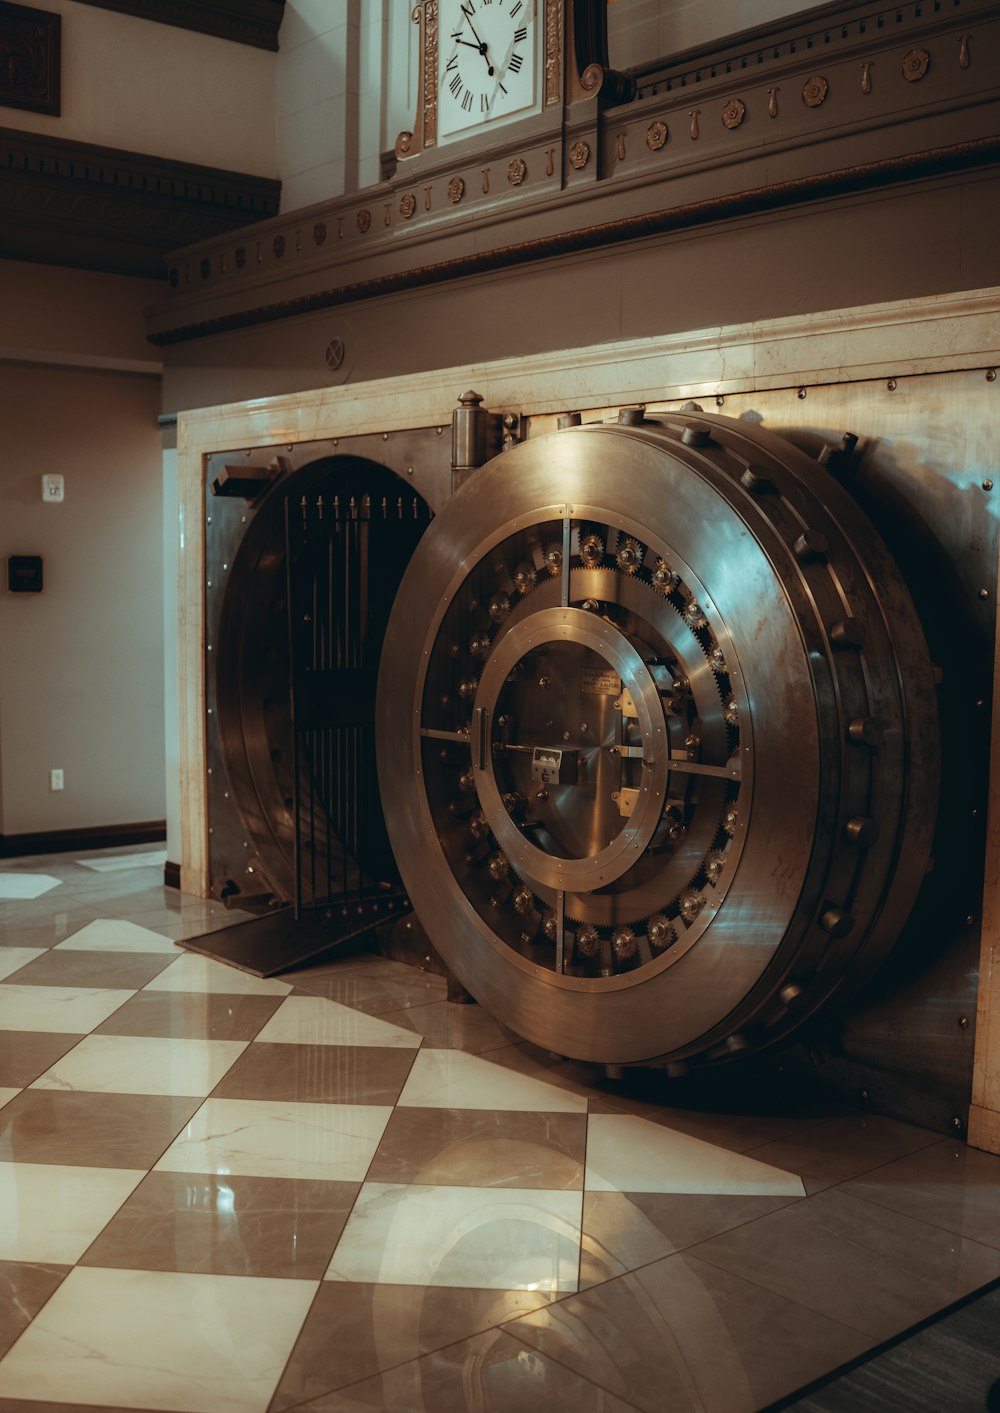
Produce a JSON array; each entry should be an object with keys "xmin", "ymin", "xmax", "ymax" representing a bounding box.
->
[{"xmin": 376, "ymin": 414, "xmax": 940, "ymax": 1069}]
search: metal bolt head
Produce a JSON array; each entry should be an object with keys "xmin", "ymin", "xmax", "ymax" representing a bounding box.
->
[
  {"xmin": 979, "ymin": 588, "xmax": 989, "ymax": 600},
  {"xmin": 887, "ymin": 378, "xmax": 897, "ymax": 391},
  {"xmin": 797, "ymin": 387, "xmax": 807, "ymax": 399},
  {"xmin": 958, "ymin": 1015, "xmax": 970, "ymax": 1029},
  {"xmin": 984, "ymin": 480, "xmax": 994, "ymax": 491},
  {"xmin": 987, "ymin": 369, "xmax": 997, "ymax": 382}
]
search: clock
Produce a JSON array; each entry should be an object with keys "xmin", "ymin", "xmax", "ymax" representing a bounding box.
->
[
  {"xmin": 438, "ymin": 0, "xmax": 539, "ymax": 143},
  {"xmin": 394, "ymin": 1, "xmax": 634, "ymax": 164}
]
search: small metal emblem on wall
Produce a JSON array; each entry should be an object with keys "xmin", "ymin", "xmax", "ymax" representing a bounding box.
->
[{"xmin": 0, "ymin": 1, "xmax": 60, "ymax": 115}]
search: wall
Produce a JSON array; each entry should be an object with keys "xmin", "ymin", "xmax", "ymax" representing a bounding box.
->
[
  {"xmin": 607, "ymin": 0, "xmax": 818, "ymax": 67},
  {"xmin": 277, "ymin": 0, "xmax": 415, "ymax": 211},
  {"xmin": 0, "ymin": 262, "xmax": 166, "ymax": 842},
  {"xmin": 1, "ymin": 0, "xmax": 277, "ymax": 176}
]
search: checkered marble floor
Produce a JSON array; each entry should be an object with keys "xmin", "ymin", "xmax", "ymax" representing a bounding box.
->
[{"xmin": 2, "ymin": 848, "xmax": 1000, "ymax": 1412}]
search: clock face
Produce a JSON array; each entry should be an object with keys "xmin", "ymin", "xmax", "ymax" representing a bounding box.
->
[{"xmin": 438, "ymin": 0, "xmax": 538, "ymax": 142}]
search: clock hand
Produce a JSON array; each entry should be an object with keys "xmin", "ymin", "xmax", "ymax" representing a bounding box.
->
[{"xmin": 460, "ymin": 11, "xmax": 495, "ymax": 75}]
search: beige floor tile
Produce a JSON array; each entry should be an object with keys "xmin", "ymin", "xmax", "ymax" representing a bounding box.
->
[
  {"xmin": 326, "ymin": 1182, "xmax": 582, "ymax": 1292},
  {"xmin": 0, "ymin": 1162, "xmax": 144, "ymax": 1262},
  {"xmin": 155, "ymin": 1097, "xmax": 393, "ymax": 1181},
  {"xmin": 0, "ymin": 1266, "xmax": 317, "ymax": 1412}
]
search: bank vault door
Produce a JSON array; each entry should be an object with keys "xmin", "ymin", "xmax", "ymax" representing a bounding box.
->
[{"xmin": 206, "ymin": 446, "xmax": 437, "ymax": 935}]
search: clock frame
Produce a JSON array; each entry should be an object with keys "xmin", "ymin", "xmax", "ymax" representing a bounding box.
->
[{"xmin": 395, "ymin": 0, "xmax": 632, "ymax": 163}]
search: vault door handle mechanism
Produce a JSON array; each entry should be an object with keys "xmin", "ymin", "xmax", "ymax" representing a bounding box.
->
[{"xmin": 472, "ymin": 706, "xmax": 489, "ymax": 771}]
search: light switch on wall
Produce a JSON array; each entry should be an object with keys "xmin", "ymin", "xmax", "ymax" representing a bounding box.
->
[{"xmin": 41, "ymin": 474, "xmax": 64, "ymax": 502}]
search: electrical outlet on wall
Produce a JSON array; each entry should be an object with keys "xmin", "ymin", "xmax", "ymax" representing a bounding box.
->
[
  {"xmin": 41, "ymin": 475, "xmax": 64, "ymax": 503},
  {"xmin": 50, "ymin": 769, "xmax": 64, "ymax": 791}
]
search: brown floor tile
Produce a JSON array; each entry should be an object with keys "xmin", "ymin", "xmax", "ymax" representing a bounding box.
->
[
  {"xmin": 92, "ymin": 990, "xmax": 284, "ymax": 1041},
  {"xmin": 0, "ymin": 909, "xmax": 103, "ymax": 947},
  {"xmin": 270, "ymin": 1288, "xmax": 561, "ymax": 1411},
  {"xmin": 842, "ymin": 1138, "xmax": 1000, "ymax": 1249},
  {"xmin": 580, "ymin": 1189, "xmax": 803, "ymax": 1288},
  {"xmin": 0, "ymin": 1261, "xmax": 69, "ymax": 1359},
  {"xmin": 742, "ymin": 1113, "xmax": 940, "ymax": 1193},
  {"xmin": 0, "ymin": 1090, "xmax": 201, "ymax": 1168},
  {"xmin": 506, "ymin": 1251, "xmax": 872, "ymax": 1413},
  {"xmin": 290, "ymin": 960, "xmax": 446, "ymax": 1014},
  {"xmin": 588, "ymin": 1095, "xmax": 838, "ymax": 1153},
  {"xmin": 79, "ymin": 1170, "xmax": 359, "ymax": 1279},
  {"xmin": 0, "ymin": 1033, "xmax": 81, "ymax": 1089},
  {"xmin": 378, "ymin": 1000, "xmax": 511, "ymax": 1055},
  {"xmin": 366, "ymin": 1106, "xmax": 586, "ymax": 1189},
  {"xmin": 689, "ymin": 1187, "xmax": 1000, "ymax": 1340},
  {"xmin": 2, "ymin": 950, "xmax": 173, "ymax": 991},
  {"xmin": 212, "ymin": 1042, "xmax": 415, "ymax": 1105}
]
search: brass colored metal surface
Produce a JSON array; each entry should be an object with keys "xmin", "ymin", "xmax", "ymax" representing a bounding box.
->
[{"xmin": 377, "ymin": 414, "xmax": 940, "ymax": 1068}]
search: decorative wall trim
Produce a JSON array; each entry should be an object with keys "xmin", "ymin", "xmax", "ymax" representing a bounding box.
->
[
  {"xmin": 0, "ymin": 820, "xmax": 167, "ymax": 858},
  {"xmin": 0, "ymin": 127, "xmax": 280, "ymax": 276},
  {"xmin": 150, "ymin": 135, "xmax": 1000, "ymax": 345},
  {"xmin": 72, "ymin": 0, "xmax": 284, "ymax": 51},
  {"xmin": 0, "ymin": 1, "xmax": 59, "ymax": 115}
]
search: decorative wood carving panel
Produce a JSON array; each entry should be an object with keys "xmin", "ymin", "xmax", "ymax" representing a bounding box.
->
[{"xmin": 0, "ymin": 1, "xmax": 60, "ymax": 116}]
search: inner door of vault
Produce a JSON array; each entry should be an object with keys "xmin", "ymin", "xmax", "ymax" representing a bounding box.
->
[{"xmin": 284, "ymin": 472, "xmax": 430, "ymax": 922}]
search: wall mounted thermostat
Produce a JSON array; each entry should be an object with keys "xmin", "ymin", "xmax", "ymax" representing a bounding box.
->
[
  {"xmin": 41, "ymin": 474, "xmax": 64, "ymax": 502},
  {"xmin": 7, "ymin": 556, "xmax": 43, "ymax": 593}
]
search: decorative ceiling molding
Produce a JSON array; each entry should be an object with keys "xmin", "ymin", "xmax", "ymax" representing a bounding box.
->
[
  {"xmin": 0, "ymin": 126, "xmax": 280, "ymax": 276},
  {"xmin": 0, "ymin": 1, "xmax": 60, "ymax": 115},
  {"xmin": 71, "ymin": 0, "xmax": 285, "ymax": 51}
]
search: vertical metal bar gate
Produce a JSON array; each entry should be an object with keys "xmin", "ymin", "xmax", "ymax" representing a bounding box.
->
[{"xmin": 284, "ymin": 475, "xmax": 430, "ymax": 930}]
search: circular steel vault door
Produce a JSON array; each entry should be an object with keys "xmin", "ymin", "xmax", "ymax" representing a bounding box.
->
[{"xmin": 376, "ymin": 415, "xmax": 939, "ymax": 1068}]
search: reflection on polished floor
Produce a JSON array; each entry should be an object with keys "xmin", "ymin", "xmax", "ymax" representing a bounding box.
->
[{"xmin": 1, "ymin": 847, "xmax": 1000, "ymax": 1412}]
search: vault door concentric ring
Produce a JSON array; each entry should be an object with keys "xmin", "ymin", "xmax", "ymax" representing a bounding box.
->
[{"xmin": 376, "ymin": 415, "xmax": 939, "ymax": 1068}]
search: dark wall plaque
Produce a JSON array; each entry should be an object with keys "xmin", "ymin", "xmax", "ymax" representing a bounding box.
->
[
  {"xmin": 0, "ymin": 2, "xmax": 60, "ymax": 116},
  {"xmin": 7, "ymin": 555, "xmax": 43, "ymax": 593}
]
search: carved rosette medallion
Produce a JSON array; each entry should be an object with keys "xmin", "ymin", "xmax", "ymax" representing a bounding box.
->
[
  {"xmin": 273, "ymin": 235, "xmax": 285, "ymax": 257},
  {"xmin": 544, "ymin": 0, "xmax": 561, "ymax": 107},
  {"xmin": 507, "ymin": 157, "xmax": 527, "ymax": 186},
  {"xmin": 902, "ymin": 47, "xmax": 930, "ymax": 81},
  {"xmin": 646, "ymin": 120, "xmax": 668, "ymax": 151},
  {"xmin": 357, "ymin": 208, "xmax": 372, "ymax": 233},
  {"xmin": 721, "ymin": 98, "xmax": 745, "ymax": 129},
  {"xmin": 802, "ymin": 75, "xmax": 828, "ymax": 107},
  {"xmin": 313, "ymin": 222, "xmax": 327, "ymax": 246},
  {"xmin": 447, "ymin": 175, "xmax": 465, "ymax": 204},
  {"xmin": 400, "ymin": 192, "xmax": 417, "ymax": 219},
  {"xmin": 569, "ymin": 140, "xmax": 591, "ymax": 170}
]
